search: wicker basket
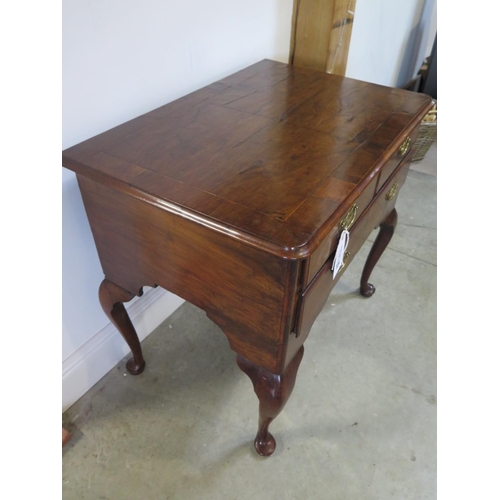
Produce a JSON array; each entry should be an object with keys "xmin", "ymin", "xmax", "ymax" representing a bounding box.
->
[{"xmin": 412, "ymin": 103, "xmax": 437, "ymax": 162}]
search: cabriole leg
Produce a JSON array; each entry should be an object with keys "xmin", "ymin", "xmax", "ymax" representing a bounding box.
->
[
  {"xmin": 236, "ymin": 346, "xmax": 304, "ymax": 456},
  {"xmin": 98, "ymin": 279, "xmax": 146, "ymax": 375},
  {"xmin": 360, "ymin": 208, "xmax": 398, "ymax": 297}
]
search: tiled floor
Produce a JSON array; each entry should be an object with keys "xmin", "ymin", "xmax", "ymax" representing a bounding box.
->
[{"xmin": 63, "ymin": 160, "xmax": 437, "ymax": 499}]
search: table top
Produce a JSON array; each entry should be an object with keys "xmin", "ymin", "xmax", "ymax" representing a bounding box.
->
[{"xmin": 63, "ymin": 59, "xmax": 431, "ymax": 258}]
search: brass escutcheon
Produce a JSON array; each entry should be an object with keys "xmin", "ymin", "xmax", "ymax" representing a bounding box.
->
[
  {"xmin": 386, "ymin": 182, "xmax": 398, "ymax": 201},
  {"xmin": 398, "ymin": 136, "xmax": 411, "ymax": 156},
  {"xmin": 339, "ymin": 204, "xmax": 358, "ymax": 231},
  {"xmin": 339, "ymin": 251, "xmax": 350, "ymax": 272}
]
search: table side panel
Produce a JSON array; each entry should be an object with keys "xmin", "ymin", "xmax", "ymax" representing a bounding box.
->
[{"xmin": 77, "ymin": 175, "xmax": 298, "ymax": 372}]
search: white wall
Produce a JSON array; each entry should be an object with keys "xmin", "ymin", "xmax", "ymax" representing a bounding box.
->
[
  {"xmin": 62, "ymin": 0, "xmax": 294, "ymax": 411},
  {"xmin": 346, "ymin": 0, "xmax": 436, "ymax": 87},
  {"xmin": 425, "ymin": 1, "xmax": 437, "ymax": 57}
]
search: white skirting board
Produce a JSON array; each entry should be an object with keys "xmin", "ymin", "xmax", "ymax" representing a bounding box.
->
[{"xmin": 62, "ymin": 287, "xmax": 184, "ymax": 412}]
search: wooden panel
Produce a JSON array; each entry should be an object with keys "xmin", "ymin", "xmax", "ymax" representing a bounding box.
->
[
  {"xmin": 291, "ymin": 0, "xmax": 335, "ymax": 71},
  {"xmin": 291, "ymin": 0, "xmax": 357, "ymax": 76},
  {"xmin": 326, "ymin": 0, "xmax": 357, "ymax": 75}
]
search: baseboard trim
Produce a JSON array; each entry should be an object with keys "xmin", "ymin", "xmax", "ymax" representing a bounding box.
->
[{"xmin": 62, "ymin": 287, "xmax": 184, "ymax": 412}]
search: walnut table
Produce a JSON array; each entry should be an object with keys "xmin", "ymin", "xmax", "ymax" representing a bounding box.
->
[{"xmin": 62, "ymin": 60, "xmax": 433, "ymax": 456}]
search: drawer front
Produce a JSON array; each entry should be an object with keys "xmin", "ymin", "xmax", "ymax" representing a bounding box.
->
[
  {"xmin": 294, "ymin": 152, "xmax": 413, "ymax": 339},
  {"xmin": 303, "ymin": 174, "xmax": 377, "ymax": 286},
  {"xmin": 376, "ymin": 128, "xmax": 419, "ymax": 192}
]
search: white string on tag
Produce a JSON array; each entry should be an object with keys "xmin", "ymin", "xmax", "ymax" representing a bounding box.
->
[{"xmin": 332, "ymin": 229, "xmax": 349, "ymax": 280}]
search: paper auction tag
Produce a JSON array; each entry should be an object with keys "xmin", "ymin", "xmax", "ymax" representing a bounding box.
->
[{"xmin": 331, "ymin": 229, "xmax": 349, "ymax": 280}]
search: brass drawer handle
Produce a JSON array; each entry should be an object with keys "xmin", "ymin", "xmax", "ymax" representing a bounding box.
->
[
  {"xmin": 339, "ymin": 251, "xmax": 350, "ymax": 272},
  {"xmin": 339, "ymin": 204, "xmax": 358, "ymax": 231},
  {"xmin": 386, "ymin": 182, "xmax": 398, "ymax": 201},
  {"xmin": 398, "ymin": 136, "xmax": 411, "ymax": 156}
]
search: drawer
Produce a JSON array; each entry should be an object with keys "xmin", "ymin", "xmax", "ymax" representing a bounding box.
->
[
  {"xmin": 303, "ymin": 174, "xmax": 377, "ymax": 286},
  {"xmin": 294, "ymin": 151, "xmax": 413, "ymax": 339},
  {"xmin": 376, "ymin": 127, "xmax": 419, "ymax": 192}
]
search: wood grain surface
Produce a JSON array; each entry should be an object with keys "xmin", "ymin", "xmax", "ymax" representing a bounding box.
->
[{"xmin": 290, "ymin": 0, "xmax": 358, "ymax": 76}]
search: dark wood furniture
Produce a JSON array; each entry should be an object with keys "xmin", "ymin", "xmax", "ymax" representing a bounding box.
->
[{"xmin": 62, "ymin": 60, "xmax": 433, "ymax": 456}]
